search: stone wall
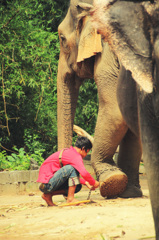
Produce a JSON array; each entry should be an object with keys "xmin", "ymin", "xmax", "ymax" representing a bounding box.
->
[{"xmin": 0, "ymin": 170, "xmax": 39, "ymax": 195}]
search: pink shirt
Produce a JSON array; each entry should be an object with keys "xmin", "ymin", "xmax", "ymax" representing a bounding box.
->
[{"xmin": 37, "ymin": 146, "xmax": 95, "ymax": 186}]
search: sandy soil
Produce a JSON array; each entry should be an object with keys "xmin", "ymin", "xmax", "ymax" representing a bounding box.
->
[{"xmin": 0, "ymin": 175, "xmax": 156, "ymax": 240}]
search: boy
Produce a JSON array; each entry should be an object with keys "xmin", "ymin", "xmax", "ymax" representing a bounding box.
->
[{"xmin": 37, "ymin": 136, "xmax": 99, "ymax": 206}]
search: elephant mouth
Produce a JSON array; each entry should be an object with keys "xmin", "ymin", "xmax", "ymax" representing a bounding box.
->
[{"xmin": 73, "ymin": 57, "xmax": 95, "ymax": 79}]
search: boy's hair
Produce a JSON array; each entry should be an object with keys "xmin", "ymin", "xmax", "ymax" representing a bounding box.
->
[{"xmin": 75, "ymin": 136, "xmax": 92, "ymax": 151}]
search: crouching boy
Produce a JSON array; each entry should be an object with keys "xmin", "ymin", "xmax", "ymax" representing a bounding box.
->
[{"xmin": 37, "ymin": 136, "xmax": 99, "ymax": 206}]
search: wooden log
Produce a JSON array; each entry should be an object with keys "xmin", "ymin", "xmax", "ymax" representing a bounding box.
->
[{"xmin": 58, "ymin": 199, "xmax": 91, "ymax": 207}]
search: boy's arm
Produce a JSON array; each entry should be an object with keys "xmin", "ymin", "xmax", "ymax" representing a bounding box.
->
[
  {"xmin": 80, "ymin": 178, "xmax": 99, "ymax": 189},
  {"xmin": 85, "ymin": 180, "xmax": 99, "ymax": 189},
  {"xmin": 79, "ymin": 178, "xmax": 86, "ymax": 185}
]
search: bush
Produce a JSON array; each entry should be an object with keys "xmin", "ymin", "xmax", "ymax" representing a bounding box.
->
[{"xmin": 0, "ymin": 146, "xmax": 44, "ymax": 171}]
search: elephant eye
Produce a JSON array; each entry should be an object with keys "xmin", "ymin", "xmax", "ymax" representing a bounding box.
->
[
  {"xmin": 60, "ymin": 34, "xmax": 68, "ymax": 49},
  {"xmin": 60, "ymin": 34, "xmax": 66, "ymax": 43},
  {"xmin": 59, "ymin": 33, "xmax": 70, "ymax": 53}
]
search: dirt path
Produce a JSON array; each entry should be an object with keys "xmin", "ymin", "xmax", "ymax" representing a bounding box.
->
[{"xmin": 0, "ymin": 175, "xmax": 155, "ymax": 240}]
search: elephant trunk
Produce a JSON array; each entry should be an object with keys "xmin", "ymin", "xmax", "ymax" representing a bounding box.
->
[
  {"xmin": 57, "ymin": 53, "xmax": 81, "ymax": 150},
  {"xmin": 154, "ymin": 36, "xmax": 159, "ymax": 89}
]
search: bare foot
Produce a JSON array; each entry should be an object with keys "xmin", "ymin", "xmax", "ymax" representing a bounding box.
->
[
  {"xmin": 63, "ymin": 195, "xmax": 67, "ymax": 200},
  {"xmin": 42, "ymin": 193, "xmax": 56, "ymax": 206},
  {"xmin": 66, "ymin": 198, "xmax": 81, "ymax": 206}
]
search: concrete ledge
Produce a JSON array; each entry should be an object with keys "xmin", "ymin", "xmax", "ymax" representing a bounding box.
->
[{"xmin": 0, "ymin": 170, "xmax": 39, "ymax": 195}]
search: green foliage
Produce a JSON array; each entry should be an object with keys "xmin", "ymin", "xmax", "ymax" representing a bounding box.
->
[
  {"xmin": 0, "ymin": 146, "xmax": 44, "ymax": 171},
  {"xmin": 74, "ymin": 79, "xmax": 98, "ymax": 137},
  {"xmin": 0, "ymin": 0, "xmax": 98, "ymax": 171},
  {"xmin": 0, "ymin": 0, "xmax": 64, "ymax": 158}
]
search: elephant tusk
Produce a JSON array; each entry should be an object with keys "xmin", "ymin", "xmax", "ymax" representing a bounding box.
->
[{"xmin": 73, "ymin": 124, "xmax": 94, "ymax": 145}]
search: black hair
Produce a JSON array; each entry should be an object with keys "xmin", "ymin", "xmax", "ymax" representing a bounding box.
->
[{"xmin": 75, "ymin": 136, "xmax": 92, "ymax": 151}]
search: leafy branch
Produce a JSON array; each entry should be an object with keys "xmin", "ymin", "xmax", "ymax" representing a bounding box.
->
[
  {"xmin": 1, "ymin": 60, "xmax": 10, "ymax": 136},
  {"xmin": 0, "ymin": 143, "xmax": 17, "ymax": 153},
  {"xmin": 1, "ymin": 9, "xmax": 19, "ymax": 29}
]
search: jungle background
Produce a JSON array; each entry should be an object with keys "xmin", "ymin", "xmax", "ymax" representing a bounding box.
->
[{"xmin": 0, "ymin": 0, "xmax": 98, "ymax": 170}]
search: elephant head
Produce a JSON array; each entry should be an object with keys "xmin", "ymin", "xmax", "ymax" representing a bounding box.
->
[{"xmin": 57, "ymin": 0, "xmax": 102, "ymax": 150}]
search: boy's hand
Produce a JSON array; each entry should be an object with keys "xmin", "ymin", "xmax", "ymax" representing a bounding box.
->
[
  {"xmin": 93, "ymin": 180, "xmax": 100, "ymax": 189},
  {"xmin": 85, "ymin": 180, "xmax": 100, "ymax": 190},
  {"xmin": 85, "ymin": 181, "xmax": 93, "ymax": 189}
]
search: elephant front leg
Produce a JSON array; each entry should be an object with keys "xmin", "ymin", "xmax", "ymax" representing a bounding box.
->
[
  {"xmin": 96, "ymin": 161, "xmax": 128, "ymax": 199},
  {"xmin": 91, "ymin": 108, "xmax": 128, "ymax": 198}
]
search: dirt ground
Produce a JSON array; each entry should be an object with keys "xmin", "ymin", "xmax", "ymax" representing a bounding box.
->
[{"xmin": 0, "ymin": 174, "xmax": 156, "ymax": 240}]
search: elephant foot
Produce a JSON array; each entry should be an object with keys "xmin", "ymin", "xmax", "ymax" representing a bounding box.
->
[
  {"xmin": 99, "ymin": 170, "xmax": 128, "ymax": 198},
  {"xmin": 119, "ymin": 185, "xmax": 143, "ymax": 198}
]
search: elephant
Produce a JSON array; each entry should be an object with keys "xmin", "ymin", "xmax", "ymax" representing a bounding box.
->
[
  {"xmin": 57, "ymin": 0, "xmax": 143, "ymax": 199},
  {"xmin": 91, "ymin": 0, "xmax": 159, "ymax": 238}
]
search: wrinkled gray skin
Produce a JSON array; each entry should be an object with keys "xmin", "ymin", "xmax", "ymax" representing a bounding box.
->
[
  {"xmin": 91, "ymin": 0, "xmax": 159, "ymax": 238},
  {"xmin": 57, "ymin": 0, "xmax": 142, "ymax": 199}
]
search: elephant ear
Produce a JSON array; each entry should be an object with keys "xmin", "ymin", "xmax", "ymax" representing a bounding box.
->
[
  {"xmin": 77, "ymin": 15, "xmax": 102, "ymax": 63},
  {"xmin": 92, "ymin": 0, "xmax": 155, "ymax": 93}
]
